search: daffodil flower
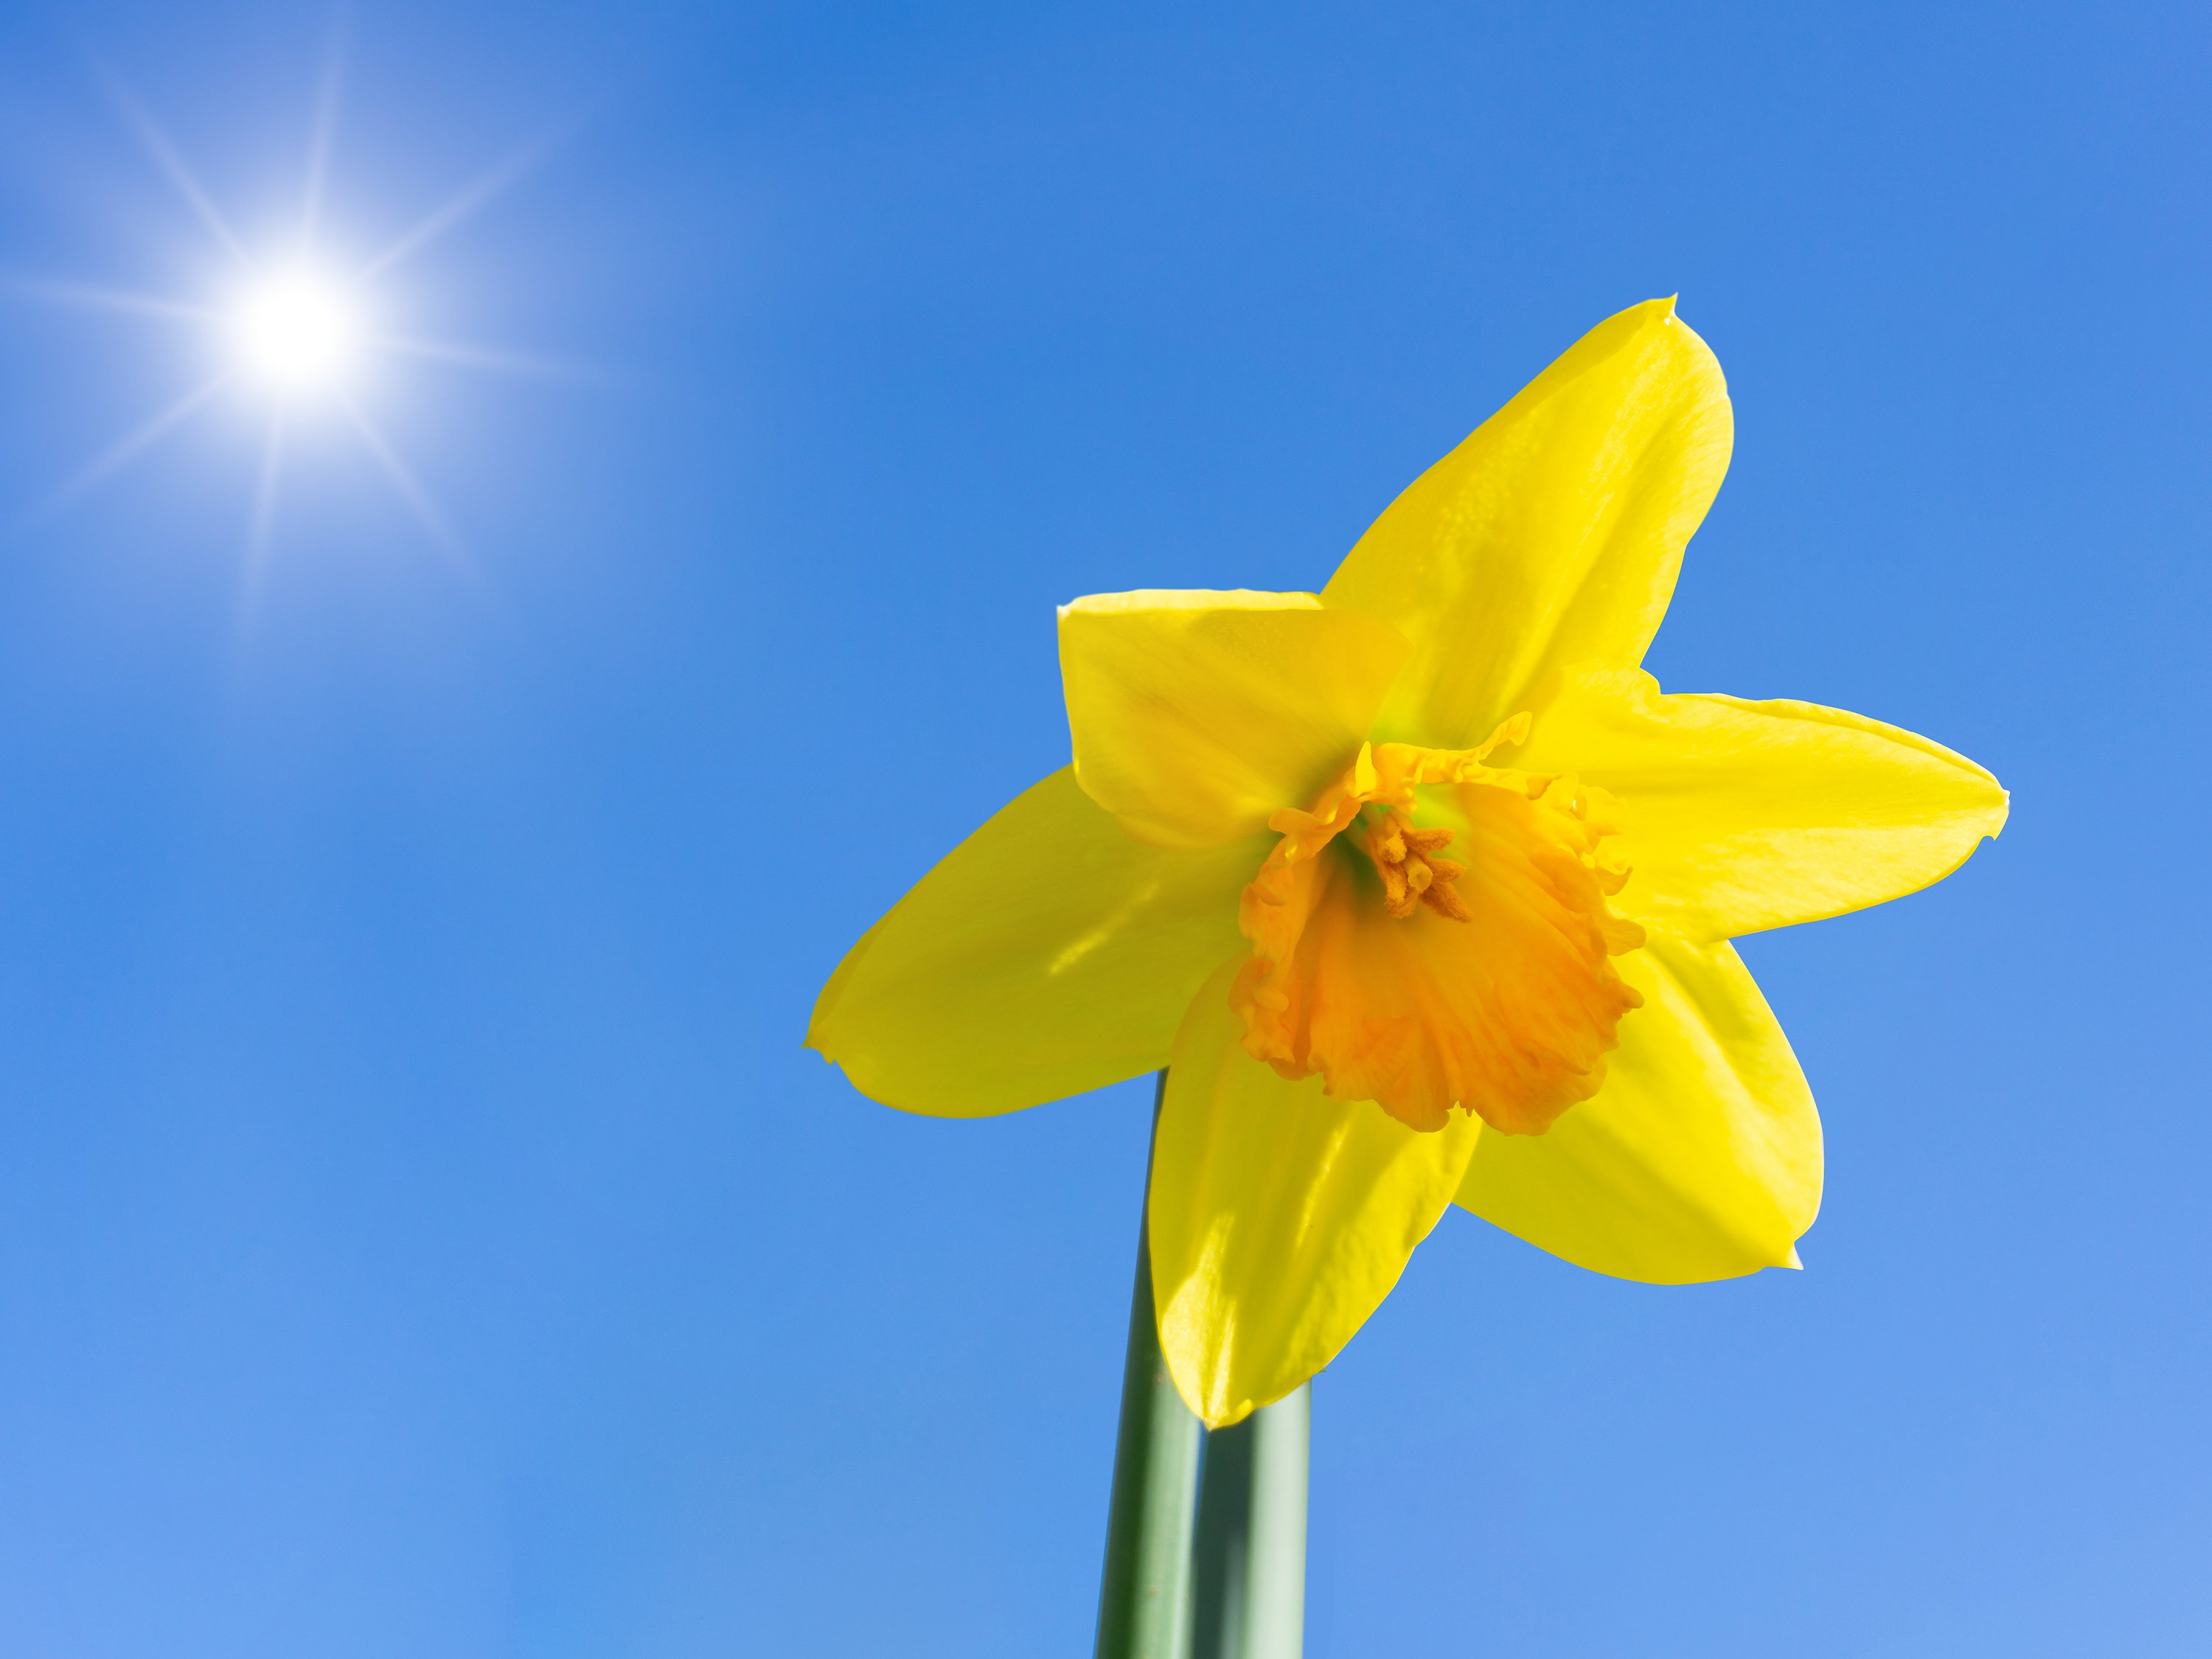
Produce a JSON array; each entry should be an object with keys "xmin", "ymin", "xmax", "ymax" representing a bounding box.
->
[{"xmin": 809, "ymin": 299, "xmax": 2007, "ymax": 1428}]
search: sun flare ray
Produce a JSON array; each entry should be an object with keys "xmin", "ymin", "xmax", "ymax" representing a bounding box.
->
[
  {"xmin": 341, "ymin": 399, "xmax": 476, "ymax": 578},
  {"xmin": 369, "ymin": 332, "xmax": 591, "ymax": 383},
  {"xmin": 102, "ymin": 77, "xmax": 251, "ymax": 269},
  {"xmin": 51, "ymin": 374, "xmax": 234, "ymax": 506},
  {"xmin": 0, "ymin": 274, "xmax": 218, "ymax": 322},
  {"xmin": 354, "ymin": 139, "xmax": 552, "ymax": 284},
  {"xmin": 299, "ymin": 30, "xmax": 347, "ymax": 243},
  {"xmin": 244, "ymin": 414, "xmax": 287, "ymax": 572}
]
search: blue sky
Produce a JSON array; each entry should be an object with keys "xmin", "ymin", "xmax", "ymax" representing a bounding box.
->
[{"xmin": 0, "ymin": 2, "xmax": 2203, "ymax": 1655}]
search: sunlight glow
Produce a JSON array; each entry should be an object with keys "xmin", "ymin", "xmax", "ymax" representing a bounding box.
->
[
  {"xmin": 230, "ymin": 270, "xmax": 361, "ymax": 394},
  {"xmin": 17, "ymin": 55, "xmax": 561, "ymax": 578}
]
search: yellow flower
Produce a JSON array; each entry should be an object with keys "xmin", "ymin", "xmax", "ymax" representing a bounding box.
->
[{"xmin": 807, "ymin": 299, "xmax": 2007, "ymax": 1428}]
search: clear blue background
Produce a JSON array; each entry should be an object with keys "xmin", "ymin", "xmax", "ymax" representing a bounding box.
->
[{"xmin": 0, "ymin": 3, "xmax": 2201, "ymax": 1654}]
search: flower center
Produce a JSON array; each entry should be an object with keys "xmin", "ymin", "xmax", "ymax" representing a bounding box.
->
[
  {"xmin": 1358, "ymin": 804, "xmax": 1469, "ymax": 921},
  {"xmin": 1230, "ymin": 716, "xmax": 1646, "ymax": 1134}
]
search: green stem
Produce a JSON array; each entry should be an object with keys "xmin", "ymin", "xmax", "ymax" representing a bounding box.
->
[
  {"xmin": 1093, "ymin": 1074, "xmax": 1206, "ymax": 1659},
  {"xmin": 1192, "ymin": 1385, "xmax": 1310, "ymax": 1659}
]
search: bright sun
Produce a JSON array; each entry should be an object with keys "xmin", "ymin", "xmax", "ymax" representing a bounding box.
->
[
  {"xmin": 23, "ymin": 61, "xmax": 556, "ymax": 566},
  {"xmin": 230, "ymin": 270, "xmax": 361, "ymax": 394}
]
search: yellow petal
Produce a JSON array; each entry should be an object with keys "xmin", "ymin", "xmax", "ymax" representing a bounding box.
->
[
  {"xmin": 1060, "ymin": 589, "xmax": 1410, "ymax": 847},
  {"xmin": 1512, "ymin": 665, "xmax": 2008, "ymax": 941},
  {"xmin": 1323, "ymin": 298, "xmax": 1732, "ymax": 748},
  {"xmin": 1455, "ymin": 933, "xmax": 1820, "ymax": 1283},
  {"xmin": 1150, "ymin": 959, "xmax": 1482, "ymax": 1427},
  {"xmin": 808, "ymin": 770, "xmax": 1263, "ymax": 1116}
]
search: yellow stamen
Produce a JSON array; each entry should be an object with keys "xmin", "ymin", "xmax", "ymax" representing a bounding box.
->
[{"xmin": 1360, "ymin": 807, "xmax": 1470, "ymax": 921}]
